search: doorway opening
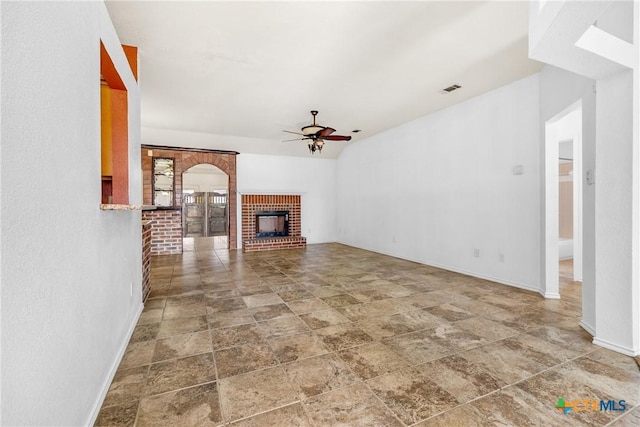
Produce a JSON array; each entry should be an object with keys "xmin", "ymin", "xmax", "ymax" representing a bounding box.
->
[
  {"xmin": 544, "ymin": 101, "xmax": 583, "ymax": 300},
  {"xmin": 182, "ymin": 164, "xmax": 229, "ymax": 250}
]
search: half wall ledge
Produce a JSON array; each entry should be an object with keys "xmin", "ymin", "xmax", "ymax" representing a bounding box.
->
[
  {"xmin": 100, "ymin": 204, "xmax": 157, "ymax": 211},
  {"xmin": 242, "ymin": 236, "xmax": 307, "ymax": 252}
]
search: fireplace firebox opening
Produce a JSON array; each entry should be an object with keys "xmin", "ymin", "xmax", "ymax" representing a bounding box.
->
[{"xmin": 255, "ymin": 210, "xmax": 289, "ymax": 238}]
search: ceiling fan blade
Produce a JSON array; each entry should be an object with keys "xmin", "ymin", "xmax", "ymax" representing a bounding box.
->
[
  {"xmin": 322, "ymin": 135, "xmax": 352, "ymax": 141},
  {"xmin": 316, "ymin": 127, "xmax": 336, "ymax": 138},
  {"xmin": 282, "ymin": 137, "xmax": 311, "ymax": 143},
  {"xmin": 283, "ymin": 130, "xmax": 305, "ymax": 136}
]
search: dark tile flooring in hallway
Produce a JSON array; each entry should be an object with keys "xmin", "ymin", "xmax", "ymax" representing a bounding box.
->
[{"xmin": 96, "ymin": 242, "xmax": 640, "ymax": 426}]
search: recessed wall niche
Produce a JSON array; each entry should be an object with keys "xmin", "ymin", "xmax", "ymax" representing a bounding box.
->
[{"xmin": 100, "ymin": 42, "xmax": 137, "ymax": 205}]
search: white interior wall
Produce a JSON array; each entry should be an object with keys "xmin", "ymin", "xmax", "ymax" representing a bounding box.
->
[
  {"xmin": 634, "ymin": 0, "xmax": 640, "ymax": 356},
  {"xmin": 558, "ymin": 140, "xmax": 573, "ymax": 161},
  {"xmin": 594, "ymin": 68, "xmax": 636, "ymax": 354},
  {"xmin": 554, "ymin": 108, "xmax": 582, "ymax": 276},
  {"xmin": 1, "ymin": 2, "xmax": 143, "ymax": 425},
  {"xmin": 596, "ymin": 0, "xmax": 634, "ymax": 44},
  {"xmin": 530, "ymin": 0, "xmax": 639, "ymax": 355},
  {"xmin": 558, "ymin": 138, "xmax": 574, "ymax": 262},
  {"xmin": 539, "ymin": 65, "xmax": 595, "ymax": 333},
  {"xmin": 337, "ymin": 75, "xmax": 541, "ymax": 292},
  {"xmin": 236, "ymin": 154, "xmax": 337, "ymax": 246},
  {"xmin": 558, "ymin": 137, "xmax": 574, "ymax": 265},
  {"xmin": 591, "ymin": 1, "xmax": 637, "ymax": 355}
]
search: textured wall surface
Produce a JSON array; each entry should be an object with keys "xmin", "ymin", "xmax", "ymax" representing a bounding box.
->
[{"xmin": 1, "ymin": 2, "xmax": 143, "ymax": 425}]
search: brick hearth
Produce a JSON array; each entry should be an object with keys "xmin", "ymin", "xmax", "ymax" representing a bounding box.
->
[{"xmin": 241, "ymin": 194, "xmax": 306, "ymax": 252}]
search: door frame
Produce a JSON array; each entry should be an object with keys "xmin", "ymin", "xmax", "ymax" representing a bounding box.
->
[{"xmin": 544, "ymin": 100, "xmax": 583, "ymax": 298}]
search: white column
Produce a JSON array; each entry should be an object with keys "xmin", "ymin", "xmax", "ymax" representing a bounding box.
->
[
  {"xmin": 593, "ymin": 67, "xmax": 636, "ymax": 355},
  {"xmin": 631, "ymin": 0, "xmax": 640, "ymax": 355}
]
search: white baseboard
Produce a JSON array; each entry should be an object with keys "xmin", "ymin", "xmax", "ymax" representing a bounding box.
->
[
  {"xmin": 579, "ymin": 320, "xmax": 596, "ymax": 336},
  {"xmin": 429, "ymin": 263, "xmax": 541, "ymax": 294},
  {"xmin": 336, "ymin": 242, "xmax": 541, "ymax": 295},
  {"xmin": 86, "ymin": 303, "xmax": 144, "ymax": 426},
  {"xmin": 592, "ymin": 336, "xmax": 639, "ymax": 357},
  {"xmin": 540, "ymin": 291, "xmax": 561, "ymax": 299}
]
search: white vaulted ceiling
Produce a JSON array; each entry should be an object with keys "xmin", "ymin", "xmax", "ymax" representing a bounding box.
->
[{"xmin": 105, "ymin": 1, "xmax": 542, "ymax": 158}]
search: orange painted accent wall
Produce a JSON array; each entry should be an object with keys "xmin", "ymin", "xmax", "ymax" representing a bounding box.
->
[
  {"xmin": 122, "ymin": 45, "xmax": 138, "ymax": 82},
  {"xmin": 110, "ymin": 89, "xmax": 129, "ymax": 204},
  {"xmin": 100, "ymin": 84, "xmax": 113, "ymax": 177},
  {"xmin": 100, "ymin": 41, "xmax": 136, "ymax": 205},
  {"xmin": 100, "ymin": 42, "xmax": 125, "ymax": 90}
]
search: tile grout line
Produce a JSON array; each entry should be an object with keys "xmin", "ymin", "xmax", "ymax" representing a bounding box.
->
[
  {"xmin": 411, "ymin": 345, "xmax": 607, "ymax": 425},
  {"xmin": 103, "ymin": 243, "xmax": 604, "ymax": 426}
]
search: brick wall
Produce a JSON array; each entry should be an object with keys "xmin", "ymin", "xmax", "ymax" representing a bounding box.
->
[
  {"xmin": 241, "ymin": 194, "xmax": 306, "ymax": 252},
  {"xmin": 142, "ymin": 210, "xmax": 182, "ymax": 255},
  {"xmin": 142, "ymin": 146, "xmax": 237, "ymax": 249},
  {"xmin": 142, "ymin": 221, "xmax": 152, "ymax": 301},
  {"xmin": 242, "ymin": 236, "xmax": 307, "ymax": 252}
]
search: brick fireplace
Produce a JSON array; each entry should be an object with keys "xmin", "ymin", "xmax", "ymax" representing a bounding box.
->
[{"xmin": 241, "ymin": 194, "xmax": 306, "ymax": 252}]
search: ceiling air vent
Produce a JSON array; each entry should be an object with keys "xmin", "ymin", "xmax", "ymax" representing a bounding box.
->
[{"xmin": 441, "ymin": 84, "xmax": 461, "ymax": 94}]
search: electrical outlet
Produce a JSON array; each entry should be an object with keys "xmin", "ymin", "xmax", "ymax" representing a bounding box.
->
[
  {"xmin": 474, "ymin": 249, "xmax": 480, "ymax": 258},
  {"xmin": 499, "ymin": 253, "xmax": 505, "ymax": 263}
]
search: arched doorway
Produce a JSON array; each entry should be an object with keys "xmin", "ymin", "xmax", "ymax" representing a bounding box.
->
[
  {"xmin": 142, "ymin": 146, "xmax": 238, "ymax": 252},
  {"xmin": 182, "ymin": 164, "xmax": 229, "ymax": 249}
]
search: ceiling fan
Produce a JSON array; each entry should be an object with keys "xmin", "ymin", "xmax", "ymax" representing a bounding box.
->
[{"xmin": 283, "ymin": 110, "xmax": 351, "ymax": 154}]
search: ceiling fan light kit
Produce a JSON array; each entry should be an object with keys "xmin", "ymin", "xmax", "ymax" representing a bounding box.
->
[
  {"xmin": 283, "ymin": 110, "xmax": 351, "ymax": 155},
  {"xmin": 308, "ymin": 138, "xmax": 324, "ymax": 153},
  {"xmin": 301, "ymin": 111, "xmax": 324, "ymax": 136}
]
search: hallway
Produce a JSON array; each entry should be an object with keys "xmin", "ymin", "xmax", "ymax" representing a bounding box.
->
[{"xmin": 96, "ymin": 243, "xmax": 640, "ymax": 426}]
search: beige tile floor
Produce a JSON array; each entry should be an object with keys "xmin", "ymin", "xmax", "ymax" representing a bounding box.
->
[{"xmin": 96, "ymin": 242, "xmax": 640, "ymax": 426}]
